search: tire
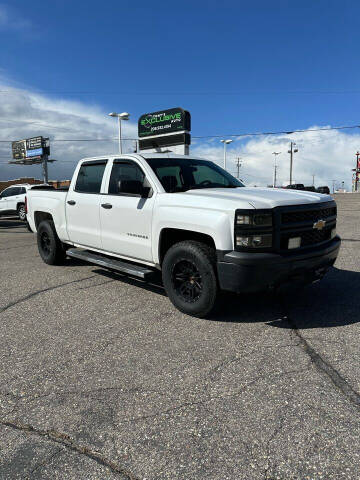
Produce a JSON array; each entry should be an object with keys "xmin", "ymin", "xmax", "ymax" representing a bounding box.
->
[
  {"xmin": 162, "ymin": 240, "xmax": 218, "ymax": 318},
  {"xmin": 37, "ymin": 220, "xmax": 67, "ymax": 265},
  {"xmin": 17, "ymin": 204, "xmax": 26, "ymax": 221}
]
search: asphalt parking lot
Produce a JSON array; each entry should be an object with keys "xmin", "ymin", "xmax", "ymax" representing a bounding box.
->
[{"xmin": 0, "ymin": 193, "xmax": 359, "ymax": 480}]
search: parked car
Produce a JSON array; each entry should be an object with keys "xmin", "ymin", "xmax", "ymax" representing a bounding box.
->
[
  {"xmin": 0, "ymin": 184, "xmax": 31, "ymax": 221},
  {"xmin": 317, "ymin": 186, "xmax": 330, "ymax": 194},
  {"xmin": 285, "ymin": 184, "xmax": 305, "ymax": 190},
  {"xmin": 304, "ymin": 186, "xmax": 316, "ymax": 192},
  {"xmin": 27, "ymin": 154, "xmax": 340, "ymax": 317}
]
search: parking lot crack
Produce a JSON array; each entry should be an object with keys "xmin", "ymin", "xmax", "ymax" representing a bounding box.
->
[
  {"xmin": 23, "ymin": 446, "xmax": 63, "ymax": 479},
  {"xmin": 281, "ymin": 314, "xmax": 360, "ymax": 408},
  {"xmin": 1, "ymin": 420, "xmax": 140, "ymax": 479},
  {"xmin": 117, "ymin": 366, "xmax": 310, "ymax": 426},
  {"xmin": 0, "ymin": 275, "xmax": 97, "ymax": 315}
]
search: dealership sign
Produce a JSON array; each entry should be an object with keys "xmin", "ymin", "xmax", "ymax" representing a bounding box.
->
[
  {"xmin": 138, "ymin": 108, "xmax": 191, "ymax": 153},
  {"xmin": 138, "ymin": 108, "xmax": 191, "ymax": 138}
]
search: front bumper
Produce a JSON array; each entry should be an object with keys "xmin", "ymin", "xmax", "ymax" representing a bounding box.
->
[{"xmin": 216, "ymin": 236, "xmax": 341, "ymax": 294}]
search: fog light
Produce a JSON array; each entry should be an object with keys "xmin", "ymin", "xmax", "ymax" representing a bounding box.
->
[
  {"xmin": 288, "ymin": 237, "xmax": 301, "ymax": 249},
  {"xmin": 236, "ymin": 234, "xmax": 272, "ymax": 248},
  {"xmin": 331, "ymin": 228, "xmax": 336, "ymax": 239}
]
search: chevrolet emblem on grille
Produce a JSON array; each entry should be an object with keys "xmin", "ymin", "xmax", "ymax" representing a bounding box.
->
[{"xmin": 313, "ymin": 219, "xmax": 326, "ymax": 231}]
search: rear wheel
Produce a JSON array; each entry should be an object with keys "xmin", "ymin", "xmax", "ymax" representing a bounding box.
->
[
  {"xmin": 37, "ymin": 220, "xmax": 67, "ymax": 265},
  {"xmin": 17, "ymin": 204, "xmax": 26, "ymax": 221},
  {"xmin": 162, "ymin": 240, "xmax": 218, "ymax": 318}
]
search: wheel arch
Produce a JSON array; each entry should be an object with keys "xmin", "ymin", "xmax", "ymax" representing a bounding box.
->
[
  {"xmin": 158, "ymin": 228, "xmax": 216, "ymax": 266},
  {"xmin": 34, "ymin": 211, "xmax": 55, "ymax": 230}
]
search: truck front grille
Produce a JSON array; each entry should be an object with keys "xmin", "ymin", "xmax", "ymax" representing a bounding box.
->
[
  {"xmin": 281, "ymin": 206, "xmax": 336, "ymax": 224},
  {"xmin": 277, "ymin": 201, "xmax": 337, "ymax": 252},
  {"xmin": 280, "ymin": 227, "xmax": 332, "ymax": 250}
]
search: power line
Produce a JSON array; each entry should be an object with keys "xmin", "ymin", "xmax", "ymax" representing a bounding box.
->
[{"xmin": 0, "ymin": 123, "xmax": 359, "ymax": 143}]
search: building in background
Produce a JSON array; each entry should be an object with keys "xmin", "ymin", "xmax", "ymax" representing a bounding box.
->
[{"xmin": 0, "ymin": 177, "xmax": 70, "ymax": 191}]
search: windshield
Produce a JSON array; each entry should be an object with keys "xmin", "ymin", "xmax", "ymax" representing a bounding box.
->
[{"xmin": 144, "ymin": 157, "xmax": 244, "ymax": 193}]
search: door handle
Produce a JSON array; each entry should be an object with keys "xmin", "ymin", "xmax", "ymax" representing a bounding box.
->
[
  {"xmin": 67, "ymin": 200, "xmax": 76, "ymax": 206},
  {"xmin": 101, "ymin": 203, "xmax": 112, "ymax": 209}
]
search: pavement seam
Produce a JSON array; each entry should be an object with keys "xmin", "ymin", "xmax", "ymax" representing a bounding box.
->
[
  {"xmin": 1, "ymin": 420, "xmax": 140, "ymax": 480},
  {"xmin": 282, "ymin": 314, "xmax": 360, "ymax": 407},
  {"xmin": 0, "ymin": 275, "xmax": 98, "ymax": 314}
]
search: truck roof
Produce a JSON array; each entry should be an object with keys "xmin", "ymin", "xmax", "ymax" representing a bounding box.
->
[{"xmin": 79, "ymin": 153, "xmax": 205, "ymax": 162}]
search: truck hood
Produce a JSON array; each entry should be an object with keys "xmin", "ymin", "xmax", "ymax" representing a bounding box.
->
[{"xmin": 183, "ymin": 187, "xmax": 333, "ymax": 209}]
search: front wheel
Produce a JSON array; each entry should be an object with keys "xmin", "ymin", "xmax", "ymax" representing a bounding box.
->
[
  {"xmin": 37, "ymin": 220, "xmax": 67, "ymax": 265},
  {"xmin": 162, "ymin": 241, "xmax": 218, "ymax": 318}
]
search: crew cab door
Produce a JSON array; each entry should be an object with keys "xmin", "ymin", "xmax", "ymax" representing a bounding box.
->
[
  {"xmin": 0, "ymin": 188, "xmax": 10, "ymax": 213},
  {"xmin": 7, "ymin": 187, "xmax": 21, "ymax": 211},
  {"xmin": 100, "ymin": 159, "xmax": 155, "ymax": 262},
  {"xmin": 65, "ymin": 159, "xmax": 108, "ymax": 249}
]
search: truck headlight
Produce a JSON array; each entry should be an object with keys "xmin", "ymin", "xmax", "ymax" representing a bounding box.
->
[
  {"xmin": 236, "ymin": 234, "xmax": 272, "ymax": 248},
  {"xmin": 236, "ymin": 212, "xmax": 272, "ymax": 227}
]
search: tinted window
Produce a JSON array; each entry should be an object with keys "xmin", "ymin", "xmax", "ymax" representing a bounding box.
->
[
  {"xmin": 108, "ymin": 161, "xmax": 145, "ymax": 195},
  {"xmin": 3, "ymin": 188, "xmax": 16, "ymax": 197},
  {"xmin": 12, "ymin": 187, "xmax": 21, "ymax": 195},
  {"xmin": 145, "ymin": 158, "xmax": 244, "ymax": 193},
  {"xmin": 75, "ymin": 162, "xmax": 107, "ymax": 193},
  {"xmin": 20, "ymin": 187, "xmax": 26, "ymax": 194},
  {"xmin": 0, "ymin": 188, "xmax": 11, "ymax": 198}
]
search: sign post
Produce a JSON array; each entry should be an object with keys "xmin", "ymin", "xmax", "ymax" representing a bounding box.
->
[{"xmin": 138, "ymin": 108, "xmax": 191, "ymax": 154}]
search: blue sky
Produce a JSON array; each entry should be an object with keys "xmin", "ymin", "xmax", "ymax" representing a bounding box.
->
[{"xmin": 0, "ymin": 0, "xmax": 360, "ymax": 187}]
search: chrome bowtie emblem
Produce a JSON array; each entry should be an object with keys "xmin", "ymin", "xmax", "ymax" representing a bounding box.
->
[{"xmin": 313, "ymin": 219, "xmax": 326, "ymax": 231}]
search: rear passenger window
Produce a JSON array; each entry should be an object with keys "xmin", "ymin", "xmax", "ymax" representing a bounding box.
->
[{"xmin": 75, "ymin": 161, "xmax": 107, "ymax": 193}]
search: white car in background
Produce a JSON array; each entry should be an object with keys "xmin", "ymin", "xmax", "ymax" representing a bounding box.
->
[{"xmin": 0, "ymin": 184, "xmax": 31, "ymax": 221}]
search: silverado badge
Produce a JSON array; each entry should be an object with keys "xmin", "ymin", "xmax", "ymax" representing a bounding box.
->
[{"xmin": 313, "ymin": 219, "xmax": 326, "ymax": 231}]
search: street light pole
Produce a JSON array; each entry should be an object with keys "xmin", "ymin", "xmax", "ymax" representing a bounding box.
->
[
  {"xmin": 235, "ymin": 157, "xmax": 242, "ymax": 178},
  {"xmin": 272, "ymin": 152, "xmax": 281, "ymax": 188},
  {"xmin": 108, "ymin": 112, "xmax": 130, "ymax": 154},
  {"xmin": 118, "ymin": 116, "xmax": 122, "ymax": 154},
  {"xmin": 220, "ymin": 139, "xmax": 233, "ymax": 170},
  {"xmin": 288, "ymin": 141, "xmax": 298, "ymax": 185}
]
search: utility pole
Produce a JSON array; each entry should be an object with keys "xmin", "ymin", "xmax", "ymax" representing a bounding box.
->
[
  {"xmin": 312, "ymin": 174, "xmax": 315, "ymax": 186},
  {"xmin": 42, "ymin": 154, "xmax": 49, "ymax": 183},
  {"xmin": 288, "ymin": 142, "xmax": 298, "ymax": 185},
  {"xmin": 235, "ymin": 157, "xmax": 242, "ymax": 178},
  {"xmin": 355, "ymin": 151, "xmax": 360, "ymax": 193},
  {"xmin": 272, "ymin": 152, "xmax": 281, "ymax": 188},
  {"xmin": 332, "ymin": 180, "xmax": 336, "ymax": 194}
]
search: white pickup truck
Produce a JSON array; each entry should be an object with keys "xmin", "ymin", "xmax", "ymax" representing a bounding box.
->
[{"xmin": 27, "ymin": 153, "xmax": 340, "ymax": 317}]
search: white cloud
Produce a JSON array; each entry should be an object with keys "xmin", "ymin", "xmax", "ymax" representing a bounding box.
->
[
  {"xmin": 0, "ymin": 81, "xmax": 138, "ymax": 181},
  {"xmin": 0, "ymin": 4, "xmax": 32, "ymax": 31},
  {"xmin": 192, "ymin": 128, "xmax": 358, "ymax": 190},
  {"xmin": 0, "ymin": 79, "xmax": 358, "ymax": 191}
]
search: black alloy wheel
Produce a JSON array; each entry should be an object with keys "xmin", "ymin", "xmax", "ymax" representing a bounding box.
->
[
  {"xmin": 40, "ymin": 231, "xmax": 52, "ymax": 256},
  {"xmin": 172, "ymin": 259, "xmax": 203, "ymax": 303},
  {"xmin": 162, "ymin": 240, "xmax": 218, "ymax": 318},
  {"xmin": 37, "ymin": 220, "xmax": 67, "ymax": 265}
]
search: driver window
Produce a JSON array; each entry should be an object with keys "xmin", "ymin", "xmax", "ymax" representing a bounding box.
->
[
  {"xmin": 2, "ymin": 188, "xmax": 13, "ymax": 197},
  {"xmin": 108, "ymin": 161, "xmax": 145, "ymax": 196}
]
